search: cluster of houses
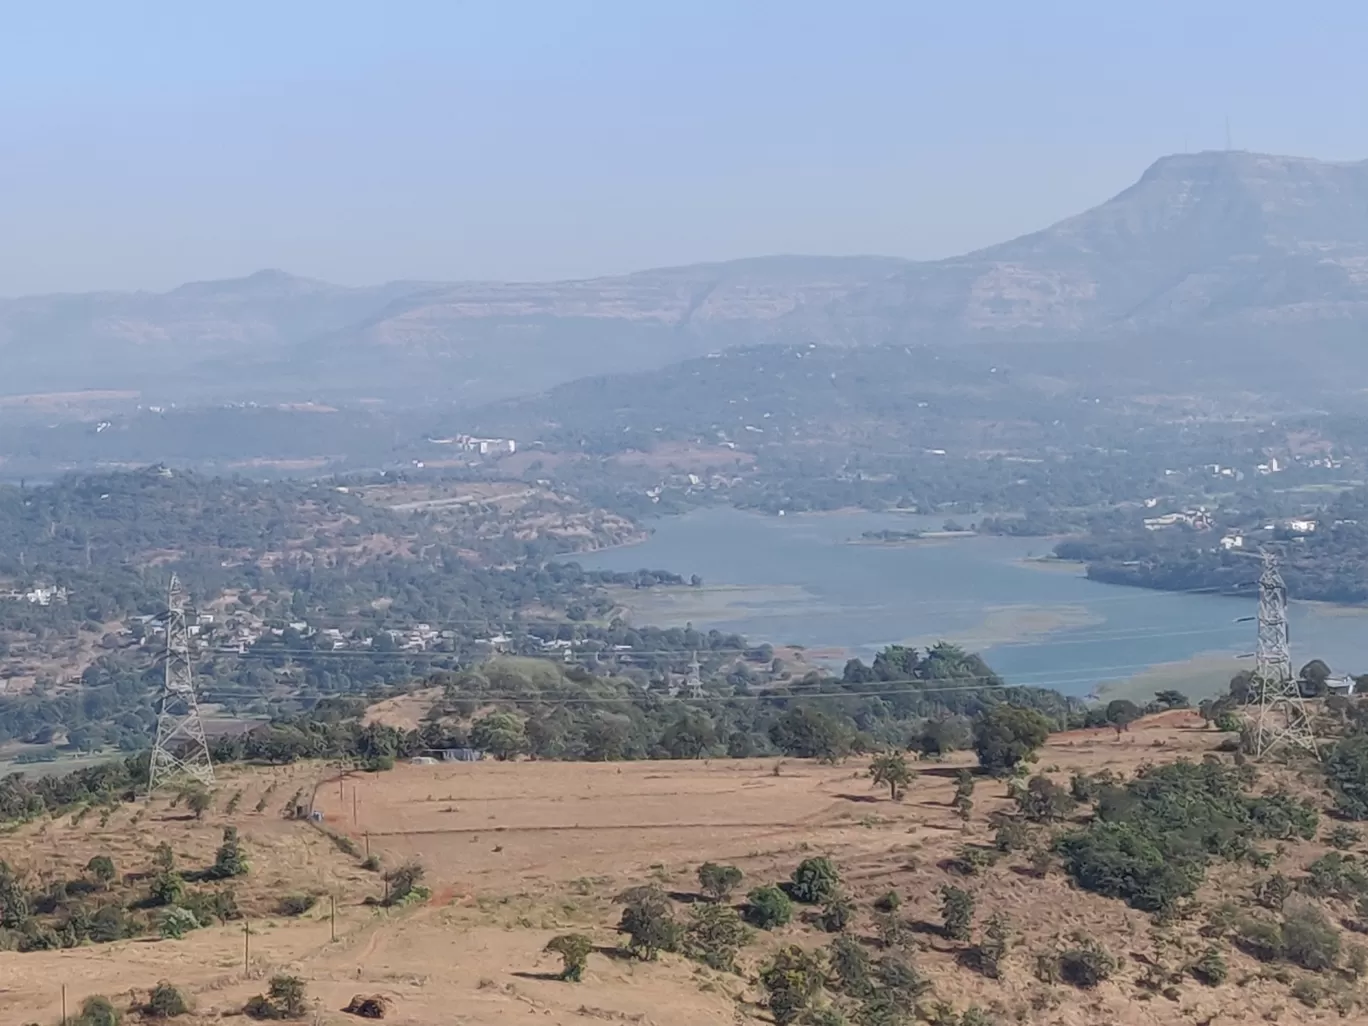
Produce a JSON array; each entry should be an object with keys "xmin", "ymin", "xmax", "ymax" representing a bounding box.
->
[
  {"xmin": 0, "ymin": 585, "xmax": 68, "ymax": 606},
  {"xmin": 426, "ymin": 434, "xmax": 517, "ymax": 456}
]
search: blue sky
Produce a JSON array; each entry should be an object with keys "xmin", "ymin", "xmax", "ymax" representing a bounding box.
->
[{"xmin": 2, "ymin": 1, "xmax": 1366, "ymax": 293}]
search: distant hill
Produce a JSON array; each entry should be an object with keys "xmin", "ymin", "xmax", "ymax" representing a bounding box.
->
[{"xmin": 4, "ymin": 151, "xmax": 1368, "ymax": 403}]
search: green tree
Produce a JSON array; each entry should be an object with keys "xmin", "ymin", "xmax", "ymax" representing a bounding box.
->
[
  {"xmin": 660, "ymin": 712, "xmax": 716, "ymax": 759},
  {"xmin": 267, "ymin": 975, "xmax": 307, "ymax": 1019},
  {"xmin": 697, "ymin": 862, "xmax": 743, "ymax": 902},
  {"xmin": 973, "ymin": 705, "xmax": 1051, "ymax": 776},
  {"xmin": 790, "ymin": 856, "xmax": 841, "ymax": 904},
  {"xmin": 144, "ymin": 980, "xmax": 190, "ymax": 1018},
  {"xmin": 745, "ymin": 885, "xmax": 794, "ymax": 929},
  {"xmin": 211, "ymin": 827, "xmax": 248, "ymax": 879},
  {"xmin": 614, "ymin": 885, "xmax": 681, "ymax": 960},
  {"xmin": 938, "ymin": 884, "xmax": 974, "ymax": 941},
  {"xmin": 827, "ymin": 935, "xmax": 872, "ymax": 998},
  {"xmin": 869, "ymin": 751, "xmax": 913, "ymax": 800},
  {"xmin": 974, "ymin": 912, "xmax": 1011, "ymax": 979},
  {"xmin": 158, "ymin": 907, "xmax": 200, "ymax": 940},
  {"xmin": 545, "ymin": 933, "xmax": 593, "ymax": 981},
  {"xmin": 1153, "ymin": 689, "xmax": 1190, "ymax": 710},
  {"xmin": 74, "ymin": 995, "xmax": 122, "ymax": 1026},
  {"xmin": 769, "ymin": 707, "xmax": 852, "ymax": 761},
  {"xmin": 1016, "ymin": 775, "xmax": 1078, "ymax": 823},
  {"xmin": 469, "ymin": 711, "xmax": 526, "ymax": 761},
  {"xmin": 1104, "ymin": 699, "xmax": 1142, "ymax": 736},
  {"xmin": 1327, "ymin": 734, "xmax": 1368, "ymax": 820}
]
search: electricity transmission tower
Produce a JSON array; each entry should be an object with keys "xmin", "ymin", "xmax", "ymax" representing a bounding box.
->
[
  {"xmin": 148, "ymin": 574, "xmax": 215, "ymax": 792},
  {"xmin": 1251, "ymin": 551, "xmax": 1319, "ymax": 759}
]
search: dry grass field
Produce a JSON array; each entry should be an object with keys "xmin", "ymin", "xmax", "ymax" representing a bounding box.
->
[{"xmin": 0, "ymin": 712, "xmax": 1357, "ymax": 1025}]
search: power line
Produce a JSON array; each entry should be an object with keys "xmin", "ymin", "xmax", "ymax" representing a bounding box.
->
[{"xmin": 148, "ymin": 574, "xmax": 215, "ymax": 792}]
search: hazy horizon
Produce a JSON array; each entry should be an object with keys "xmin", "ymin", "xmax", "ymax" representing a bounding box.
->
[{"xmin": 5, "ymin": 1, "xmax": 1368, "ymax": 295}]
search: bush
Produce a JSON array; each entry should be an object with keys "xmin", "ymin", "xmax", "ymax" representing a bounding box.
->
[
  {"xmin": 544, "ymin": 933, "xmax": 593, "ymax": 981},
  {"xmin": 1057, "ymin": 937, "xmax": 1117, "ymax": 989},
  {"xmin": 1017, "ymin": 775, "xmax": 1077, "ymax": 823},
  {"xmin": 746, "ymin": 885, "xmax": 794, "ymax": 929},
  {"xmin": 1189, "ymin": 944, "xmax": 1227, "ymax": 986},
  {"xmin": 817, "ymin": 893, "xmax": 855, "ymax": 933},
  {"xmin": 1281, "ymin": 901, "xmax": 1341, "ymax": 971},
  {"xmin": 1233, "ymin": 916, "xmax": 1284, "ymax": 962},
  {"xmin": 1328, "ymin": 824, "xmax": 1363, "ymax": 850},
  {"xmin": 993, "ymin": 820, "xmax": 1031, "ymax": 853},
  {"xmin": 938, "ymin": 885, "xmax": 974, "ymax": 941},
  {"xmin": 277, "ymin": 894, "xmax": 317, "ymax": 917},
  {"xmin": 827, "ymin": 935, "xmax": 872, "ymax": 998},
  {"xmin": 973, "ymin": 705, "xmax": 1051, "ymax": 775},
  {"xmin": 73, "ymin": 996, "xmax": 121, "ymax": 1026},
  {"xmin": 947, "ymin": 845, "xmax": 997, "ymax": 876},
  {"xmin": 697, "ymin": 862, "xmax": 743, "ymax": 902},
  {"xmin": 614, "ymin": 885, "xmax": 681, "ymax": 960},
  {"xmin": 1327, "ymin": 734, "xmax": 1368, "ymax": 820},
  {"xmin": 148, "ymin": 871, "xmax": 185, "ymax": 907},
  {"xmin": 759, "ymin": 945, "xmax": 825, "ymax": 1025},
  {"xmin": 1303, "ymin": 851, "xmax": 1368, "ymax": 900},
  {"xmin": 684, "ymin": 901, "xmax": 750, "ymax": 971},
  {"xmin": 211, "ymin": 827, "xmax": 248, "ymax": 879},
  {"xmin": 144, "ymin": 981, "xmax": 190, "ymax": 1018},
  {"xmin": 85, "ymin": 855, "xmax": 116, "ymax": 887},
  {"xmin": 383, "ymin": 862, "xmax": 426, "ymax": 905},
  {"xmin": 872, "ymin": 890, "xmax": 900, "ymax": 913},
  {"xmin": 158, "ymin": 907, "xmax": 200, "ymax": 941},
  {"xmin": 790, "ymin": 857, "xmax": 841, "ymax": 904},
  {"xmin": 360, "ymin": 855, "xmax": 381, "ymax": 872},
  {"xmin": 972, "ymin": 912, "xmax": 1010, "ymax": 979},
  {"xmin": 245, "ymin": 975, "xmax": 308, "ymax": 1020}
]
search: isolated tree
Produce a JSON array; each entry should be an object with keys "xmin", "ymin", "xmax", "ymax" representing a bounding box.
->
[
  {"xmin": 869, "ymin": 751, "xmax": 913, "ymax": 800},
  {"xmin": 266, "ymin": 975, "xmax": 307, "ymax": 1018},
  {"xmin": 74, "ymin": 995, "xmax": 122, "ymax": 1026},
  {"xmin": 1016, "ymin": 775, "xmax": 1078, "ymax": 823},
  {"xmin": 86, "ymin": 855, "xmax": 117, "ymax": 888},
  {"xmin": 211, "ymin": 827, "xmax": 248, "ymax": 879},
  {"xmin": 158, "ymin": 906, "xmax": 199, "ymax": 941},
  {"xmin": 1300, "ymin": 659, "xmax": 1333, "ymax": 696},
  {"xmin": 938, "ymin": 884, "xmax": 975, "ymax": 941},
  {"xmin": 697, "ymin": 862, "xmax": 743, "ymax": 902},
  {"xmin": 790, "ymin": 856, "xmax": 841, "ymax": 904},
  {"xmin": 144, "ymin": 980, "xmax": 190, "ymax": 1018},
  {"xmin": 545, "ymin": 933, "xmax": 593, "ymax": 981},
  {"xmin": 974, "ymin": 912, "xmax": 1011, "ymax": 979},
  {"xmin": 185, "ymin": 789, "xmax": 212, "ymax": 820},
  {"xmin": 153, "ymin": 842, "xmax": 175, "ymax": 872},
  {"xmin": 1153, "ymin": 689, "xmax": 1190, "ymax": 710},
  {"xmin": 745, "ymin": 885, "xmax": 794, "ymax": 929},
  {"xmin": 1104, "ymin": 699, "xmax": 1142, "ymax": 737},
  {"xmin": 614, "ymin": 885, "xmax": 681, "ymax": 960},
  {"xmin": 973, "ymin": 705, "xmax": 1051, "ymax": 775}
]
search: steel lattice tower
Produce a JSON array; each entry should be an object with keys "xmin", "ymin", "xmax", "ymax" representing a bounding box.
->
[
  {"xmin": 148, "ymin": 574, "xmax": 215, "ymax": 792},
  {"xmin": 1251, "ymin": 551, "xmax": 1319, "ymax": 759}
]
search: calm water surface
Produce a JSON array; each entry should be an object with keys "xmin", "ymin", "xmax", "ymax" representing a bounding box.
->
[{"xmin": 575, "ymin": 508, "xmax": 1368, "ymax": 698}]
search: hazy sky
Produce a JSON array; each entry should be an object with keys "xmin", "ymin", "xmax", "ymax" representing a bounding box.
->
[{"xmin": 3, "ymin": 1, "xmax": 1367, "ymax": 295}]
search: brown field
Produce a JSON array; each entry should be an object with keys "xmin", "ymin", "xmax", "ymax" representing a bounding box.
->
[{"xmin": 0, "ymin": 713, "xmax": 1355, "ymax": 1025}]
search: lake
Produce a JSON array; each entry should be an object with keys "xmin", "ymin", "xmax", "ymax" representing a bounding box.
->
[{"xmin": 574, "ymin": 507, "xmax": 1368, "ymax": 701}]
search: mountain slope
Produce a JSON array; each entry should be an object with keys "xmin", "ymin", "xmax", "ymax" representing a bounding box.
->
[
  {"xmin": 4, "ymin": 151, "xmax": 1368, "ymax": 402},
  {"xmin": 826, "ymin": 151, "xmax": 1368, "ymax": 339}
]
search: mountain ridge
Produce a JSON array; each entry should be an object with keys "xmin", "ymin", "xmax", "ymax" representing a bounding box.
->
[{"xmin": 4, "ymin": 150, "xmax": 1367, "ymax": 402}]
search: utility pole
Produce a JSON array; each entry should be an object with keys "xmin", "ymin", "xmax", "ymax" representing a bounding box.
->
[
  {"xmin": 330, "ymin": 895, "xmax": 337, "ymax": 941},
  {"xmin": 244, "ymin": 920, "xmax": 251, "ymax": 973},
  {"xmin": 148, "ymin": 575, "xmax": 215, "ymax": 792},
  {"xmin": 1252, "ymin": 551, "xmax": 1319, "ymax": 759}
]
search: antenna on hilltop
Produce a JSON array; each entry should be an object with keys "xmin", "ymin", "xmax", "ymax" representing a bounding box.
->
[
  {"xmin": 1251, "ymin": 551, "xmax": 1318, "ymax": 760},
  {"xmin": 148, "ymin": 574, "xmax": 215, "ymax": 792}
]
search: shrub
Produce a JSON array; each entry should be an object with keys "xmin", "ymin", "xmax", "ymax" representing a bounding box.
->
[
  {"xmin": 1256, "ymin": 873, "xmax": 1295, "ymax": 911},
  {"xmin": 745, "ymin": 885, "xmax": 794, "ymax": 929},
  {"xmin": 614, "ymin": 885, "xmax": 681, "ymax": 959},
  {"xmin": 1017, "ymin": 775, "xmax": 1077, "ymax": 824},
  {"xmin": 1189, "ymin": 944, "xmax": 1227, "ymax": 986},
  {"xmin": 276, "ymin": 894, "xmax": 317, "ymax": 917},
  {"xmin": 185, "ymin": 789, "xmax": 212, "ymax": 820},
  {"xmin": 684, "ymin": 901, "xmax": 749, "ymax": 971},
  {"xmin": 1328, "ymin": 824, "xmax": 1363, "ymax": 850},
  {"xmin": 148, "ymin": 871, "xmax": 185, "ymax": 907},
  {"xmin": 1057, "ymin": 937, "xmax": 1117, "ymax": 989},
  {"xmin": 73, "ymin": 995, "xmax": 121, "ymax": 1026},
  {"xmin": 245, "ymin": 975, "xmax": 308, "ymax": 1020},
  {"xmin": 872, "ymin": 890, "xmax": 900, "ymax": 913},
  {"xmin": 360, "ymin": 855, "xmax": 381, "ymax": 872},
  {"xmin": 89, "ymin": 905, "xmax": 131, "ymax": 943},
  {"xmin": 817, "ymin": 892, "xmax": 855, "ymax": 933},
  {"xmin": 1290, "ymin": 978, "xmax": 1324, "ymax": 1008},
  {"xmin": 1303, "ymin": 851, "xmax": 1368, "ymax": 900},
  {"xmin": 1281, "ymin": 901, "xmax": 1341, "ymax": 971},
  {"xmin": 85, "ymin": 855, "xmax": 116, "ymax": 887},
  {"xmin": 544, "ymin": 933, "xmax": 593, "ymax": 981},
  {"xmin": 211, "ymin": 827, "xmax": 248, "ymax": 879},
  {"xmin": 973, "ymin": 912, "xmax": 1010, "ymax": 979},
  {"xmin": 144, "ymin": 981, "xmax": 190, "ymax": 1018},
  {"xmin": 869, "ymin": 751, "xmax": 914, "ymax": 800},
  {"xmin": 158, "ymin": 907, "xmax": 200, "ymax": 941},
  {"xmin": 383, "ymin": 862, "xmax": 426, "ymax": 905},
  {"xmin": 993, "ymin": 819, "xmax": 1031, "ymax": 853},
  {"xmin": 938, "ymin": 885, "xmax": 974, "ymax": 941},
  {"xmin": 790, "ymin": 857, "xmax": 841, "ymax": 904},
  {"xmin": 1347, "ymin": 942, "xmax": 1368, "ymax": 980},
  {"xmin": 697, "ymin": 862, "xmax": 743, "ymax": 902},
  {"xmin": 973, "ymin": 705, "xmax": 1051, "ymax": 775},
  {"xmin": 1233, "ymin": 916, "xmax": 1284, "ymax": 962},
  {"xmin": 871, "ymin": 953, "xmax": 932, "ymax": 1009},
  {"xmin": 947, "ymin": 845, "xmax": 997, "ymax": 876},
  {"xmin": 827, "ymin": 935, "xmax": 872, "ymax": 998},
  {"xmin": 1327, "ymin": 734, "xmax": 1368, "ymax": 820},
  {"xmin": 759, "ymin": 945, "xmax": 825, "ymax": 1025}
]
